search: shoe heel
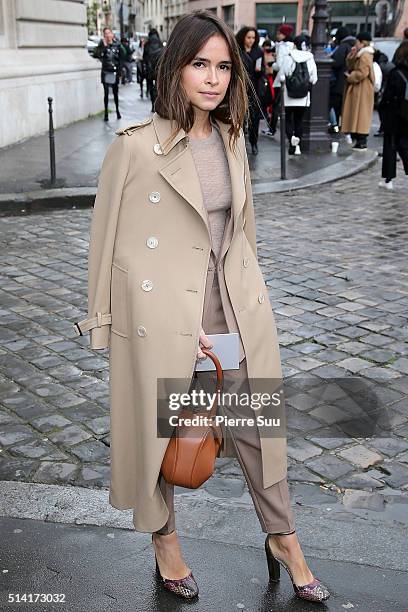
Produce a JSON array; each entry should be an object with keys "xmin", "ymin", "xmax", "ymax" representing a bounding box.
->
[{"xmin": 264, "ymin": 537, "xmax": 280, "ymax": 582}]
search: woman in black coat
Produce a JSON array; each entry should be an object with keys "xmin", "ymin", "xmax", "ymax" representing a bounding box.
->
[
  {"xmin": 378, "ymin": 41, "xmax": 408, "ymax": 190},
  {"xmin": 94, "ymin": 27, "xmax": 126, "ymax": 122},
  {"xmin": 236, "ymin": 27, "xmax": 264, "ymax": 155}
]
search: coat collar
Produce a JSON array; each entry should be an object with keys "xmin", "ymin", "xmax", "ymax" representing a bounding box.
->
[
  {"xmin": 152, "ymin": 111, "xmax": 230, "ymax": 155},
  {"xmin": 357, "ymin": 45, "xmax": 374, "ymax": 58},
  {"xmin": 152, "ymin": 112, "xmax": 246, "ymax": 246}
]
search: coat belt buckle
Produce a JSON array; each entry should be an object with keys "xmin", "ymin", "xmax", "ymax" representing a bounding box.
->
[{"xmin": 74, "ymin": 322, "xmax": 83, "ymax": 337}]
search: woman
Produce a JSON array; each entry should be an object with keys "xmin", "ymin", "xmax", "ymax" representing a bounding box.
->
[
  {"xmin": 282, "ymin": 35, "xmax": 318, "ymax": 155},
  {"xmin": 378, "ymin": 40, "xmax": 408, "ymax": 190},
  {"xmin": 94, "ymin": 27, "xmax": 125, "ymax": 122},
  {"xmin": 236, "ymin": 27, "xmax": 264, "ymax": 155},
  {"xmin": 341, "ymin": 31, "xmax": 375, "ymax": 150},
  {"xmin": 329, "ymin": 27, "xmax": 355, "ymax": 132},
  {"xmin": 261, "ymin": 40, "xmax": 277, "ymax": 137},
  {"xmin": 135, "ymin": 38, "xmax": 147, "ymax": 98},
  {"xmin": 74, "ymin": 10, "xmax": 330, "ymax": 603}
]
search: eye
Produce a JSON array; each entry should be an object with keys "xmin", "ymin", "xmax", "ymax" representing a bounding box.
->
[
  {"xmin": 220, "ymin": 64, "xmax": 231, "ymax": 71},
  {"xmin": 192, "ymin": 61, "xmax": 205, "ymax": 68}
]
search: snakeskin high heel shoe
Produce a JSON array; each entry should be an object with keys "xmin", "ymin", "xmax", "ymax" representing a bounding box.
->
[
  {"xmin": 152, "ymin": 534, "xmax": 199, "ymax": 599},
  {"xmin": 265, "ymin": 535, "xmax": 330, "ymax": 602}
]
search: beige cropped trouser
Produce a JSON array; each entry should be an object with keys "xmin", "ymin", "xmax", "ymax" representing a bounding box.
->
[{"xmin": 155, "ymin": 272, "xmax": 296, "ymax": 536}]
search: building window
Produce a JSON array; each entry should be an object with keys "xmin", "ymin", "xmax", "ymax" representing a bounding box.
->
[
  {"xmin": 256, "ymin": 3, "xmax": 297, "ymax": 39},
  {"xmin": 223, "ymin": 4, "xmax": 235, "ymax": 29}
]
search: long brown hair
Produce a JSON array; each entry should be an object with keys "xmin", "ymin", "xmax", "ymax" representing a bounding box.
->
[{"xmin": 155, "ymin": 10, "xmax": 249, "ymax": 154}]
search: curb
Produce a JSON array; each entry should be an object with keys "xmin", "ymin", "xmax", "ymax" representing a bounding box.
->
[
  {"xmin": 252, "ymin": 150, "xmax": 378, "ymax": 195},
  {"xmin": 0, "ymin": 151, "xmax": 378, "ymax": 214},
  {"xmin": 0, "ymin": 480, "xmax": 407, "ymax": 570},
  {"xmin": 0, "ymin": 187, "xmax": 96, "ymax": 215}
]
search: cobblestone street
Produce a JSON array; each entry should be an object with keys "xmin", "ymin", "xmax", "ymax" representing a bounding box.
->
[{"xmin": 0, "ymin": 161, "xmax": 407, "ymax": 521}]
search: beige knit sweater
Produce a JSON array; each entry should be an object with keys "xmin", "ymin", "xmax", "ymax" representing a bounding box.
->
[{"xmin": 189, "ymin": 120, "xmax": 232, "ymax": 264}]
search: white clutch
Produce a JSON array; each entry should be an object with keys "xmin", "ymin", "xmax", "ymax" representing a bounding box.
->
[{"xmin": 195, "ymin": 332, "xmax": 240, "ymax": 371}]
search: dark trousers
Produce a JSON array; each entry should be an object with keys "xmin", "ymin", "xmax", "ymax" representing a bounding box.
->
[
  {"xmin": 248, "ymin": 96, "xmax": 261, "ymax": 145},
  {"xmin": 285, "ymin": 107, "xmax": 306, "ymax": 143},
  {"xmin": 270, "ymin": 87, "xmax": 281, "ymax": 134},
  {"xmin": 103, "ymin": 83, "xmax": 119, "ymax": 115},
  {"xmin": 330, "ymin": 92, "xmax": 343, "ymax": 126},
  {"xmin": 382, "ymin": 133, "xmax": 408, "ymax": 181}
]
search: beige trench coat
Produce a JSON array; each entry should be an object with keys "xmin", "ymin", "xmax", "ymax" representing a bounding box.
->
[
  {"xmin": 74, "ymin": 112, "xmax": 288, "ymax": 532},
  {"xmin": 341, "ymin": 46, "xmax": 375, "ymax": 135}
]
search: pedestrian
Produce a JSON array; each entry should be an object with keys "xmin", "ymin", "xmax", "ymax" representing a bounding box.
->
[
  {"xmin": 135, "ymin": 37, "xmax": 147, "ymax": 98},
  {"xmin": 236, "ymin": 26, "xmax": 264, "ymax": 154},
  {"xmin": 120, "ymin": 36, "xmax": 134, "ymax": 84},
  {"xmin": 143, "ymin": 28, "xmax": 164, "ymax": 112},
  {"xmin": 271, "ymin": 24, "xmax": 295, "ymax": 136},
  {"xmin": 260, "ymin": 40, "xmax": 277, "ymax": 137},
  {"xmin": 282, "ymin": 34, "xmax": 318, "ymax": 155},
  {"xmin": 94, "ymin": 27, "xmax": 125, "ymax": 122},
  {"xmin": 341, "ymin": 31, "xmax": 375, "ymax": 150},
  {"xmin": 74, "ymin": 8, "xmax": 330, "ymax": 604},
  {"xmin": 378, "ymin": 40, "xmax": 408, "ymax": 190},
  {"xmin": 329, "ymin": 27, "xmax": 355, "ymax": 132}
]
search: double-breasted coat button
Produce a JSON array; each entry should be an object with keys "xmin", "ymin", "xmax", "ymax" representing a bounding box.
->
[
  {"xmin": 243, "ymin": 257, "xmax": 249, "ymax": 268},
  {"xmin": 137, "ymin": 325, "xmax": 147, "ymax": 337},
  {"xmin": 153, "ymin": 143, "xmax": 163, "ymax": 155},
  {"xmin": 149, "ymin": 191, "xmax": 161, "ymax": 203},
  {"xmin": 141, "ymin": 279, "xmax": 153, "ymax": 291},
  {"xmin": 258, "ymin": 293, "xmax": 265, "ymax": 304},
  {"xmin": 146, "ymin": 236, "xmax": 159, "ymax": 249}
]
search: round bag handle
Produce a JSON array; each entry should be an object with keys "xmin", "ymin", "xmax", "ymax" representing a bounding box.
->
[{"xmin": 199, "ymin": 348, "xmax": 223, "ymax": 419}]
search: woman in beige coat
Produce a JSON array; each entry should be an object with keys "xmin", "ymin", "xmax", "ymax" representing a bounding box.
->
[
  {"xmin": 341, "ymin": 31, "xmax": 375, "ymax": 150},
  {"xmin": 74, "ymin": 10, "xmax": 330, "ymax": 604}
]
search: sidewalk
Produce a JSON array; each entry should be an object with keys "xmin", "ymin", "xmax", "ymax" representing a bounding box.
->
[
  {"xmin": 0, "ymin": 82, "xmax": 378, "ymax": 211},
  {"xmin": 1, "ymin": 481, "xmax": 407, "ymax": 611}
]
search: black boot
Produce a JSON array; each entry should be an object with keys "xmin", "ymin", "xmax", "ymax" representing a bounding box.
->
[
  {"xmin": 116, "ymin": 110, "xmax": 121, "ymax": 120},
  {"xmin": 251, "ymin": 143, "xmax": 258, "ymax": 155}
]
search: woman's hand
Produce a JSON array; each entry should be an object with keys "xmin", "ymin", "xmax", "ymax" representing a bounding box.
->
[{"xmin": 197, "ymin": 326, "xmax": 213, "ymax": 361}]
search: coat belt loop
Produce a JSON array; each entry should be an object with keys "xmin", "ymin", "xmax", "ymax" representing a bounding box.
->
[{"xmin": 97, "ymin": 312, "xmax": 103, "ymax": 327}]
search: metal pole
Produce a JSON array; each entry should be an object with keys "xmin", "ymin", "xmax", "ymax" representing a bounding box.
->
[
  {"xmin": 48, "ymin": 97, "xmax": 56, "ymax": 185},
  {"xmin": 280, "ymin": 75, "xmax": 286, "ymax": 181}
]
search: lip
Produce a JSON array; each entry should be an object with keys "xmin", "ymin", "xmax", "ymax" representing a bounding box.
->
[{"xmin": 200, "ymin": 92, "xmax": 220, "ymax": 96}]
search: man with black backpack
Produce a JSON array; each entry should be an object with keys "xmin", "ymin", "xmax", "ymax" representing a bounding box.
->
[{"xmin": 281, "ymin": 35, "xmax": 318, "ymax": 154}]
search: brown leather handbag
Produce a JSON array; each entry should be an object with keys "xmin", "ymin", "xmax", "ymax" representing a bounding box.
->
[{"xmin": 161, "ymin": 348, "xmax": 224, "ymax": 489}]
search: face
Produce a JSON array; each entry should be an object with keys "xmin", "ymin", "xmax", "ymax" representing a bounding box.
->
[
  {"xmin": 355, "ymin": 39, "xmax": 364, "ymax": 50},
  {"xmin": 104, "ymin": 29, "xmax": 114, "ymax": 44},
  {"xmin": 180, "ymin": 34, "xmax": 232, "ymax": 113},
  {"xmin": 244, "ymin": 30, "xmax": 256, "ymax": 48}
]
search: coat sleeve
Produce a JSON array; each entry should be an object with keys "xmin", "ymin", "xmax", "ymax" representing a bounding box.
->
[
  {"xmin": 74, "ymin": 134, "xmax": 131, "ymax": 349},
  {"xmin": 242, "ymin": 140, "xmax": 258, "ymax": 260},
  {"xmin": 347, "ymin": 54, "xmax": 371, "ymax": 84}
]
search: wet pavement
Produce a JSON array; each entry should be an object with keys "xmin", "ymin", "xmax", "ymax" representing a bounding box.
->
[{"xmin": 1, "ymin": 515, "xmax": 406, "ymax": 612}]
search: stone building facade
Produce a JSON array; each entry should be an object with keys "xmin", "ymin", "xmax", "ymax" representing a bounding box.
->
[{"xmin": 0, "ymin": 0, "xmax": 102, "ymax": 148}]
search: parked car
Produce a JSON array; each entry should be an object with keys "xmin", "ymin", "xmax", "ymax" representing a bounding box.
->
[{"xmin": 87, "ymin": 39, "xmax": 98, "ymax": 57}]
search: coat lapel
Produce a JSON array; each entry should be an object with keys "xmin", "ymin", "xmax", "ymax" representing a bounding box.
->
[{"xmin": 152, "ymin": 112, "xmax": 247, "ymax": 244}]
